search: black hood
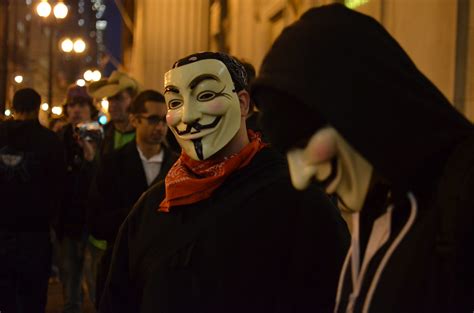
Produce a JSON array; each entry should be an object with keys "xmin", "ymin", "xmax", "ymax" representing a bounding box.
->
[{"xmin": 251, "ymin": 3, "xmax": 473, "ymax": 191}]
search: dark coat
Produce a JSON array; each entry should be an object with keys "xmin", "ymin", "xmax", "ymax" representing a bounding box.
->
[
  {"xmin": 88, "ymin": 140, "xmax": 178, "ymax": 244},
  {"xmin": 56, "ymin": 124, "xmax": 96, "ymax": 240},
  {"xmin": 251, "ymin": 4, "xmax": 474, "ymax": 312},
  {"xmin": 99, "ymin": 147, "xmax": 350, "ymax": 313},
  {"xmin": 101, "ymin": 122, "xmax": 136, "ymax": 158},
  {"xmin": 0, "ymin": 119, "xmax": 65, "ymax": 232}
]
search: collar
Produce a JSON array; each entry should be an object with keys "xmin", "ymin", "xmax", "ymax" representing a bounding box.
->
[{"xmin": 136, "ymin": 145, "xmax": 164, "ymax": 163}]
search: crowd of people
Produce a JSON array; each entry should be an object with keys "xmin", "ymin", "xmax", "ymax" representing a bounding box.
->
[{"xmin": 1, "ymin": 4, "xmax": 473, "ymax": 313}]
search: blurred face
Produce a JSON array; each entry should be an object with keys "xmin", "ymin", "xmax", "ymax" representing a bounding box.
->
[
  {"xmin": 108, "ymin": 91, "xmax": 133, "ymax": 123},
  {"xmin": 66, "ymin": 102, "xmax": 92, "ymax": 125},
  {"xmin": 286, "ymin": 127, "xmax": 373, "ymax": 213},
  {"xmin": 131, "ymin": 101, "xmax": 168, "ymax": 146},
  {"xmin": 164, "ymin": 59, "xmax": 241, "ymax": 160}
]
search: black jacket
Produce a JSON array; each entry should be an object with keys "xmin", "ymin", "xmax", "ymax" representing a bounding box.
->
[
  {"xmin": 99, "ymin": 147, "xmax": 350, "ymax": 313},
  {"xmin": 0, "ymin": 119, "xmax": 65, "ymax": 232},
  {"xmin": 88, "ymin": 140, "xmax": 178, "ymax": 244},
  {"xmin": 101, "ymin": 122, "xmax": 136, "ymax": 158},
  {"xmin": 57, "ymin": 124, "xmax": 97, "ymax": 240},
  {"xmin": 252, "ymin": 4, "xmax": 474, "ymax": 312}
]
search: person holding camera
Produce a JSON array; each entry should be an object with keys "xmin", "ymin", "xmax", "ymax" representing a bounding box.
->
[{"xmin": 56, "ymin": 84, "xmax": 101, "ymax": 313}]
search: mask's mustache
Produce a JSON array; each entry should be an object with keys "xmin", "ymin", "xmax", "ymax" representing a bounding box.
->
[
  {"xmin": 175, "ymin": 116, "xmax": 222, "ymax": 136},
  {"xmin": 315, "ymin": 156, "xmax": 338, "ymax": 190}
]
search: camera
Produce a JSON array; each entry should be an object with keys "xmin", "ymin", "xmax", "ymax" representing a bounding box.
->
[{"xmin": 75, "ymin": 122, "xmax": 104, "ymax": 142}]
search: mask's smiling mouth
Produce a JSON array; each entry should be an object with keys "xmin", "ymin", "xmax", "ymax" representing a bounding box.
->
[{"xmin": 174, "ymin": 116, "xmax": 222, "ymax": 139}]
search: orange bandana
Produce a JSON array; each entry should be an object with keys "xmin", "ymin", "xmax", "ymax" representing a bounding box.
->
[{"xmin": 159, "ymin": 131, "xmax": 267, "ymax": 212}]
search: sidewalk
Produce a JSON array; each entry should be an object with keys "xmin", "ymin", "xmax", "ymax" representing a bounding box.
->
[{"xmin": 46, "ymin": 280, "xmax": 95, "ymax": 313}]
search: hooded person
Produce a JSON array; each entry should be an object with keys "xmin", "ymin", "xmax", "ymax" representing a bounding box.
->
[
  {"xmin": 98, "ymin": 52, "xmax": 350, "ymax": 313},
  {"xmin": 251, "ymin": 4, "xmax": 474, "ymax": 313}
]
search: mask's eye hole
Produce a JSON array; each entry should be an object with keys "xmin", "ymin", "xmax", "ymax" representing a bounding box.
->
[
  {"xmin": 197, "ymin": 91, "xmax": 216, "ymax": 102},
  {"xmin": 168, "ymin": 99, "xmax": 182, "ymax": 110}
]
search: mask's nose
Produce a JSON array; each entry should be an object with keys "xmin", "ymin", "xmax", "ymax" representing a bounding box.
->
[{"xmin": 182, "ymin": 101, "xmax": 202, "ymax": 125}]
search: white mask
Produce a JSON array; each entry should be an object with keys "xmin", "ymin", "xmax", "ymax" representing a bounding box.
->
[
  {"xmin": 286, "ymin": 127, "xmax": 373, "ymax": 213},
  {"xmin": 164, "ymin": 59, "xmax": 241, "ymax": 160}
]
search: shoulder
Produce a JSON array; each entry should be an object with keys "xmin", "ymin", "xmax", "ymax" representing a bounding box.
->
[
  {"xmin": 163, "ymin": 145, "xmax": 179, "ymax": 163},
  {"xmin": 126, "ymin": 180, "xmax": 166, "ymax": 224}
]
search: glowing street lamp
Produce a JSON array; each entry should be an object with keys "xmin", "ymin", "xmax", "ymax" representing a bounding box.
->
[
  {"xmin": 101, "ymin": 98, "xmax": 109, "ymax": 111},
  {"xmin": 14, "ymin": 75, "xmax": 24, "ymax": 84},
  {"xmin": 41, "ymin": 103, "xmax": 49, "ymax": 111},
  {"xmin": 76, "ymin": 79, "xmax": 86, "ymax": 87},
  {"xmin": 4, "ymin": 109, "xmax": 11, "ymax": 117},
  {"xmin": 60, "ymin": 38, "xmax": 73, "ymax": 53},
  {"xmin": 83, "ymin": 70, "xmax": 93, "ymax": 81},
  {"xmin": 73, "ymin": 39, "xmax": 86, "ymax": 53},
  {"xmin": 91, "ymin": 70, "xmax": 101, "ymax": 82},
  {"xmin": 51, "ymin": 106, "xmax": 63, "ymax": 116},
  {"xmin": 53, "ymin": 2, "xmax": 68, "ymax": 19},
  {"xmin": 36, "ymin": 0, "xmax": 52, "ymax": 18}
]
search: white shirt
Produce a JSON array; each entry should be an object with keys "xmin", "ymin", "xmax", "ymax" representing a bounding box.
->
[{"xmin": 136, "ymin": 146, "xmax": 164, "ymax": 186}]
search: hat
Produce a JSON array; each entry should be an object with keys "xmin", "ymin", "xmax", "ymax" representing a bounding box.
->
[
  {"xmin": 65, "ymin": 85, "xmax": 92, "ymax": 105},
  {"xmin": 88, "ymin": 71, "xmax": 139, "ymax": 99}
]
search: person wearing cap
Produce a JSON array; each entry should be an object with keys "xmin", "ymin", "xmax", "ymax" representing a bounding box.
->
[
  {"xmin": 88, "ymin": 71, "xmax": 139, "ymax": 157},
  {"xmin": 99, "ymin": 52, "xmax": 350, "ymax": 313},
  {"xmin": 56, "ymin": 84, "xmax": 100, "ymax": 313},
  {"xmin": 0, "ymin": 88, "xmax": 66, "ymax": 312}
]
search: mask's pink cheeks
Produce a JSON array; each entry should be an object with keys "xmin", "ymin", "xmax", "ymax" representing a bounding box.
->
[
  {"xmin": 305, "ymin": 130, "xmax": 337, "ymax": 164},
  {"xmin": 166, "ymin": 110, "xmax": 181, "ymax": 127},
  {"xmin": 203, "ymin": 100, "xmax": 227, "ymax": 115}
]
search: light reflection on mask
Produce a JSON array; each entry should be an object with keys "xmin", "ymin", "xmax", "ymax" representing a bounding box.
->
[
  {"xmin": 286, "ymin": 127, "xmax": 373, "ymax": 213},
  {"xmin": 164, "ymin": 59, "xmax": 241, "ymax": 160}
]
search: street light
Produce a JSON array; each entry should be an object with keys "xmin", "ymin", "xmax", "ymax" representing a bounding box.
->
[
  {"xmin": 36, "ymin": 0, "xmax": 52, "ymax": 18},
  {"xmin": 51, "ymin": 106, "xmax": 63, "ymax": 116},
  {"xmin": 76, "ymin": 79, "xmax": 86, "ymax": 87},
  {"xmin": 91, "ymin": 70, "xmax": 101, "ymax": 81},
  {"xmin": 36, "ymin": 0, "xmax": 68, "ymax": 109},
  {"xmin": 41, "ymin": 102, "xmax": 49, "ymax": 111},
  {"xmin": 14, "ymin": 75, "xmax": 24, "ymax": 84},
  {"xmin": 60, "ymin": 38, "xmax": 74, "ymax": 53},
  {"xmin": 73, "ymin": 38, "xmax": 86, "ymax": 53},
  {"xmin": 4, "ymin": 109, "xmax": 11, "ymax": 117},
  {"xmin": 101, "ymin": 98, "xmax": 109, "ymax": 111},
  {"xmin": 53, "ymin": 2, "xmax": 68, "ymax": 19},
  {"xmin": 83, "ymin": 69, "xmax": 101, "ymax": 82}
]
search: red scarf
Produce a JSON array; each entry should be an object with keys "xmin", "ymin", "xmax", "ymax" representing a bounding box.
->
[{"xmin": 159, "ymin": 131, "xmax": 267, "ymax": 212}]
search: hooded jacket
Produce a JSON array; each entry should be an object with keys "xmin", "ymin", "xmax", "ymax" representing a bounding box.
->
[{"xmin": 252, "ymin": 4, "xmax": 474, "ymax": 313}]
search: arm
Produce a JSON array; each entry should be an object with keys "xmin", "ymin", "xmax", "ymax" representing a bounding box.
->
[
  {"xmin": 288, "ymin": 187, "xmax": 350, "ymax": 313},
  {"xmin": 98, "ymin": 196, "xmax": 145, "ymax": 313}
]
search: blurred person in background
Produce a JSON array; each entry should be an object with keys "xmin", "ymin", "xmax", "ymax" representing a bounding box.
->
[
  {"xmin": 88, "ymin": 71, "xmax": 139, "ymax": 157},
  {"xmin": 88, "ymin": 89, "xmax": 178, "ymax": 308},
  {"xmin": 56, "ymin": 84, "xmax": 100, "ymax": 313},
  {"xmin": 0, "ymin": 88, "xmax": 65, "ymax": 313}
]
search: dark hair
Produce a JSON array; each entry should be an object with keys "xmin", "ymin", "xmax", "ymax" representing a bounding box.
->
[
  {"xmin": 129, "ymin": 89, "xmax": 165, "ymax": 114},
  {"xmin": 237, "ymin": 59, "xmax": 257, "ymax": 112},
  {"xmin": 125, "ymin": 86, "xmax": 138, "ymax": 98},
  {"xmin": 63, "ymin": 99, "xmax": 99, "ymax": 119},
  {"xmin": 172, "ymin": 52, "xmax": 248, "ymax": 92},
  {"xmin": 12, "ymin": 88, "xmax": 41, "ymax": 113}
]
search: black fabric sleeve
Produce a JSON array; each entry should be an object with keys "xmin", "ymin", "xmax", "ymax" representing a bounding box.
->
[
  {"xmin": 87, "ymin": 154, "xmax": 130, "ymax": 242},
  {"xmin": 98, "ymin": 195, "xmax": 145, "ymax": 313},
  {"xmin": 288, "ymin": 187, "xmax": 351, "ymax": 313},
  {"xmin": 47, "ymin": 135, "xmax": 67, "ymax": 227}
]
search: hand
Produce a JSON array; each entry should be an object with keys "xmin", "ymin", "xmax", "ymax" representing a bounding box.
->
[{"xmin": 77, "ymin": 138, "xmax": 97, "ymax": 162}]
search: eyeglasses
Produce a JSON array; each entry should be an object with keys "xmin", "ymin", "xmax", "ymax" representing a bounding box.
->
[{"xmin": 136, "ymin": 114, "xmax": 167, "ymax": 125}]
